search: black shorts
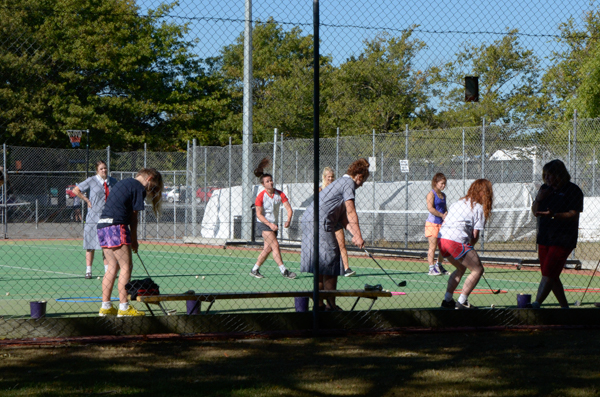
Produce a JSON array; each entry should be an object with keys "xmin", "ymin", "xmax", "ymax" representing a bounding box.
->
[{"xmin": 255, "ymin": 221, "xmax": 277, "ymax": 236}]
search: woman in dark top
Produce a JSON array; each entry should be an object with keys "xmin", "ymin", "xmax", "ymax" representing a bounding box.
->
[
  {"xmin": 531, "ymin": 159, "xmax": 583, "ymax": 309},
  {"xmin": 96, "ymin": 168, "xmax": 163, "ymax": 317}
]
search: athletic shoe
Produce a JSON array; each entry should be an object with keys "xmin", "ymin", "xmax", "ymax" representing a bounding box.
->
[
  {"xmin": 85, "ymin": 272, "xmax": 92, "ymax": 279},
  {"xmin": 455, "ymin": 300, "xmax": 478, "ymax": 310},
  {"xmin": 282, "ymin": 269, "xmax": 297, "ymax": 279},
  {"xmin": 440, "ymin": 299, "xmax": 456, "ymax": 309},
  {"xmin": 344, "ymin": 268, "xmax": 356, "ymax": 277},
  {"xmin": 98, "ymin": 306, "xmax": 117, "ymax": 317},
  {"xmin": 428, "ymin": 265, "xmax": 442, "ymax": 276},
  {"xmin": 249, "ymin": 269, "xmax": 264, "ymax": 279},
  {"xmin": 436, "ymin": 263, "xmax": 449, "ymax": 275},
  {"xmin": 117, "ymin": 306, "xmax": 145, "ymax": 317}
]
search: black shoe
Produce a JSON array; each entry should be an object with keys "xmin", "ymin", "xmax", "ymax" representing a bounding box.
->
[
  {"xmin": 440, "ymin": 299, "xmax": 456, "ymax": 309},
  {"xmin": 249, "ymin": 269, "xmax": 264, "ymax": 279},
  {"xmin": 85, "ymin": 272, "xmax": 92, "ymax": 279},
  {"xmin": 344, "ymin": 268, "xmax": 356, "ymax": 277},
  {"xmin": 282, "ymin": 269, "xmax": 297, "ymax": 279},
  {"xmin": 364, "ymin": 284, "xmax": 383, "ymax": 291},
  {"xmin": 455, "ymin": 300, "xmax": 478, "ymax": 310}
]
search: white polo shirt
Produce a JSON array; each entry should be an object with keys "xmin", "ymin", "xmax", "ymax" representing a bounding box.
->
[{"xmin": 255, "ymin": 189, "xmax": 288, "ymax": 224}]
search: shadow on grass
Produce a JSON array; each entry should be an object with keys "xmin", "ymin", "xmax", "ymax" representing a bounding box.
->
[{"xmin": 1, "ymin": 329, "xmax": 600, "ymax": 396}]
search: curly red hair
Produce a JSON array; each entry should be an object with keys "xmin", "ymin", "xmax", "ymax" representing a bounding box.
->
[
  {"xmin": 462, "ymin": 179, "xmax": 493, "ymax": 219},
  {"xmin": 346, "ymin": 158, "xmax": 370, "ymax": 179}
]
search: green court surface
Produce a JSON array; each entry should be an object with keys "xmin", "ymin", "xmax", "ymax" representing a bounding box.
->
[{"xmin": 0, "ymin": 240, "xmax": 598, "ymax": 317}]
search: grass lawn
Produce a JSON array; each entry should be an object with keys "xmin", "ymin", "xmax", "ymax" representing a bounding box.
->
[{"xmin": 1, "ymin": 329, "xmax": 600, "ymax": 396}]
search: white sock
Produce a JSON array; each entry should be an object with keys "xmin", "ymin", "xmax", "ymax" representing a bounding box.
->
[
  {"xmin": 279, "ymin": 265, "xmax": 286, "ymax": 274},
  {"xmin": 119, "ymin": 303, "xmax": 129, "ymax": 311},
  {"xmin": 104, "ymin": 265, "xmax": 108, "ymax": 273},
  {"xmin": 102, "ymin": 301, "xmax": 112, "ymax": 309},
  {"xmin": 252, "ymin": 264, "xmax": 260, "ymax": 272},
  {"xmin": 86, "ymin": 266, "xmax": 92, "ymax": 273},
  {"xmin": 458, "ymin": 294, "xmax": 468, "ymax": 304},
  {"xmin": 444, "ymin": 292, "xmax": 453, "ymax": 302}
]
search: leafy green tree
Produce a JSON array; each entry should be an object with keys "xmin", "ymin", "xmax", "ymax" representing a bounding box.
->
[
  {"xmin": 0, "ymin": 0, "xmax": 228, "ymax": 150},
  {"xmin": 323, "ymin": 29, "xmax": 433, "ymax": 136},
  {"xmin": 218, "ymin": 18, "xmax": 332, "ymax": 142},
  {"xmin": 434, "ymin": 30, "xmax": 542, "ymax": 127}
]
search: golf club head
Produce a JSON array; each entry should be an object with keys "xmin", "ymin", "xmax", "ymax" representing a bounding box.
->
[
  {"xmin": 575, "ymin": 300, "xmax": 582, "ymax": 307},
  {"xmin": 397, "ymin": 280, "xmax": 407, "ymax": 287}
]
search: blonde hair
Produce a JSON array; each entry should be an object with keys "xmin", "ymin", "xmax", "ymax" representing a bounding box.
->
[
  {"xmin": 137, "ymin": 168, "xmax": 164, "ymax": 216},
  {"xmin": 322, "ymin": 167, "xmax": 335, "ymax": 188}
]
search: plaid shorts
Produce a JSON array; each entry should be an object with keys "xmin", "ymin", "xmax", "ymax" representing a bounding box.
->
[{"xmin": 97, "ymin": 224, "xmax": 131, "ymax": 249}]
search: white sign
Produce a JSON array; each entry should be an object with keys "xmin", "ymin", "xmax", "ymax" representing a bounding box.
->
[
  {"xmin": 399, "ymin": 159, "xmax": 410, "ymax": 173},
  {"xmin": 368, "ymin": 157, "xmax": 377, "ymax": 172}
]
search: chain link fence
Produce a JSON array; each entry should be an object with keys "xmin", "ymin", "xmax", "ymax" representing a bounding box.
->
[{"xmin": 2, "ymin": 0, "xmax": 600, "ymax": 338}]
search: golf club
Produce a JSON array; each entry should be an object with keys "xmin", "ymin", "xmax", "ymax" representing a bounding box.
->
[
  {"xmin": 481, "ymin": 273, "xmax": 502, "ymax": 295},
  {"xmin": 364, "ymin": 249, "xmax": 407, "ymax": 287},
  {"xmin": 136, "ymin": 251, "xmax": 170, "ymax": 315},
  {"xmin": 575, "ymin": 257, "xmax": 600, "ymax": 306}
]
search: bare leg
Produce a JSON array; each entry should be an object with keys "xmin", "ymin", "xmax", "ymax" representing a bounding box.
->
[
  {"xmin": 535, "ymin": 276, "xmax": 557, "ymax": 306},
  {"xmin": 445, "ymin": 257, "xmax": 466, "ymax": 295},
  {"xmin": 258, "ymin": 231, "xmax": 284, "ymax": 266},
  {"xmin": 552, "ymin": 278, "xmax": 569, "ymax": 308},
  {"xmin": 456, "ymin": 250, "xmax": 484, "ymax": 296},
  {"xmin": 86, "ymin": 249, "xmax": 95, "ymax": 268},
  {"xmin": 115, "ymin": 245, "xmax": 132, "ymax": 304},
  {"xmin": 336, "ymin": 230, "xmax": 349, "ymax": 271},
  {"xmin": 427, "ymin": 236, "xmax": 438, "ymax": 268},
  {"xmin": 323, "ymin": 275, "xmax": 338, "ymax": 309},
  {"xmin": 102, "ymin": 248, "xmax": 118, "ymax": 303},
  {"xmin": 256, "ymin": 235, "xmax": 273, "ymax": 267}
]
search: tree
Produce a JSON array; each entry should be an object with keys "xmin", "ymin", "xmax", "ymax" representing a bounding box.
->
[
  {"xmin": 218, "ymin": 18, "xmax": 331, "ymax": 142},
  {"xmin": 323, "ymin": 29, "xmax": 433, "ymax": 136},
  {"xmin": 433, "ymin": 30, "xmax": 542, "ymax": 127},
  {"xmin": 0, "ymin": 0, "xmax": 228, "ymax": 150}
]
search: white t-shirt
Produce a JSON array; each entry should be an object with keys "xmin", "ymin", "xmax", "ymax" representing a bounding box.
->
[
  {"xmin": 438, "ymin": 198, "xmax": 485, "ymax": 244},
  {"xmin": 255, "ymin": 188, "xmax": 288, "ymax": 224}
]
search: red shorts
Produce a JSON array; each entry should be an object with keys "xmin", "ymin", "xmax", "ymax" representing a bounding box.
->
[
  {"xmin": 438, "ymin": 238, "xmax": 473, "ymax": 260},
  {"xmin": 538, "ymin": 245, "xmax": 573, "ymax": 280}
]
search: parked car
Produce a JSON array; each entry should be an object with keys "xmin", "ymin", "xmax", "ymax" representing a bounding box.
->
[
  {"xmin": 196, "ymin": 187, "xmax": 220, "ymax": 202},
  {"xmin": 166, "ymin": 186, "xmax": 189, "ymax": 203},
  {"xmin": 65, "ymin": 185, "xmax": 77, "ymax": 200},
  {"xmin": 162, "ymin": 187, "xmax": 174, "ymax": 201}
]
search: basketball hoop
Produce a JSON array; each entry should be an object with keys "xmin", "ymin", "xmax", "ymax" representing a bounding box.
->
[{"xmin": 66, "ymin": 130, "xmax": 84, "ymax": 148}]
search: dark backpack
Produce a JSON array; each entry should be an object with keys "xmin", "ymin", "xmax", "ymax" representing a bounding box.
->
[{"xmin": 126, "ymin": 278, "xmax": 160, "ymax": 300}]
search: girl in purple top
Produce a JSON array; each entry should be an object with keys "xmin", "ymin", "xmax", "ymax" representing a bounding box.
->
[{"xmin": 425, "ymin": 173, "xmax": 448, "ymax": 276}]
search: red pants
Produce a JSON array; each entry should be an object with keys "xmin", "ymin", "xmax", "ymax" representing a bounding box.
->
[{"xmin": 538, "ymin": 245, "xmax": 573, "ymax": 280}]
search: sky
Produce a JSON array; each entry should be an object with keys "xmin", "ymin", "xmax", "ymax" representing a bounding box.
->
[{"xmin": 135, "ymin": 0, "xmax": 593, "ymax": 70}]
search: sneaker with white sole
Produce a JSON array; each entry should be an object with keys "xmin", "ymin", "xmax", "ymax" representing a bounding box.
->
[
  {"xmin": 117, "ymin": 306, "xmax": 145, "ymax": 317},
  {"xmin": 440, "ymin": 299, "xmax": 456, "ymax": 309},
  {"xmin": 85, "ymin": 272, "xmax": 92, "ymax": 279},
  {"xmin": 282, "ymin": 269, "xmax": 297, "ymax": 279},
  {"xmin": 455, "ymin": 300, "xmax": 478, "ymax": 310},
  {"xmin": 344, "ymin": 268, "xmax": 356, "ymax": 277},
  {"xmin": 436, "ymin": 263, "xmax": 449, "ymax": 275},
  {"xmin": 428, "ymin": 265, "xmax": 442, "ymax": 276},
  {"xmin": 98, "ymin": 306, "xmax": 117, "ymax": 317},
  {"xmin": 249, "ymin": 269, "xmax": 264, "ymax": 279}
]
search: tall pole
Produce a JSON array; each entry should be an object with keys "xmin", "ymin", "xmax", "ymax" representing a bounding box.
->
[
  {"xmin": 273, "ymin": 128, "xmax": 278, "ymax": 184},
  {"xmin": 241, "ymin": 0, "xmax": 254, "ymax": 240},
  {"xmin": 85, "ymin": 129, "xmax": 90, "ymax": 179},
  {"xmin": 405, "ymin": 125, "xmax": 409, "ymax": 249},
  {"xmin": 573, "ymin": 109, "xmax": 578, "ymax": 184},
  {"xmin": 229, "ymin": 137, "xmax": 232, "ymax": 239},
  {"xmin": 481, "ymin": 118, "xmax": 485, "ymax": 179},
  {"xmin": 312, "ymin": 0, "xmax": 320, "ymax": 331}
]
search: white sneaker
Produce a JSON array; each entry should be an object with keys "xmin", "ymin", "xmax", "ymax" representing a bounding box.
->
[{"xmin": 428, "ymin": 265, "xmax": 441, "ymax": 276}]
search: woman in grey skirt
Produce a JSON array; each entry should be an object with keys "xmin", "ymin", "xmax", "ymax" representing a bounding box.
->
[
  {"xmin": 73, "ymin": 161, "xmax": 118, "ymax": 279},
  {"xmin": 300, "ymin": 158, "xmax": 369, "ymax": 311}
]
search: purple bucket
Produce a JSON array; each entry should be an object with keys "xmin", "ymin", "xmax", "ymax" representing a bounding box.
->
[
  {"xmin": 186, "ymin": 300, "xmax": 201, "ymax": 315},
  {"xmin": 517, "ymin": 294, "xmax": 531, "ymax": 308},
  {"xmin": 295, "ymin": 297, "xmax": 309, "ymax": 312},
  {"xmin": 30, "ymin": 301, "xmax": 47, "ymax": 319}
]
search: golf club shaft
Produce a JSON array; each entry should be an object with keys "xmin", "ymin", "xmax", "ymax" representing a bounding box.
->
[
  {"xmin": 579, "ymin": 258, "xmax": 600, "ymax": 305},
  {"xmin": 136, "ymin": 251, "xmax": 152, "ymax": 278},
  {"xmin": 481, "ymin": 274, "xmax": 501, "ymax": 294},
  {"xmin": 364, "ymin": 249, "xmax": 406, "ymax": 287}
]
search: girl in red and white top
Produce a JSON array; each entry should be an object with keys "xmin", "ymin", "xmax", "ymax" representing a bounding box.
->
[
  {"xmin": 250, "ymin": 158, "xmax": 295, "ymax": 279},
  {"xmin": 438, "ymin": 179, "xmax": 493, "ymax": 310}
]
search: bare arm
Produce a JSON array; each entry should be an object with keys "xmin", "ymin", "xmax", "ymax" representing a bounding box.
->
[
  {"xmin": 130, "ymin": 210, "xmax": 139, "ymax": 253},
  {"xmin": 426, "ymin": 191, "xmax": 446, "ymax": 219},
  {"xmin": 283, "ymin": 201, "xmax": 293, "ymax": 228},
  {"xmin": 73, "ymin": 186, "xmax": 92, "ymax": 208},
  {"xmin": 344, "ymin": 199, "xmax": 364, "ymax": 249}
]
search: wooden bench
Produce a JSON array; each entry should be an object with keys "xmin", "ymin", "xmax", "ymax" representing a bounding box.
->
[{"xmin": 136, "ymin": 290, "xmax": 393, "ymax": 316}]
